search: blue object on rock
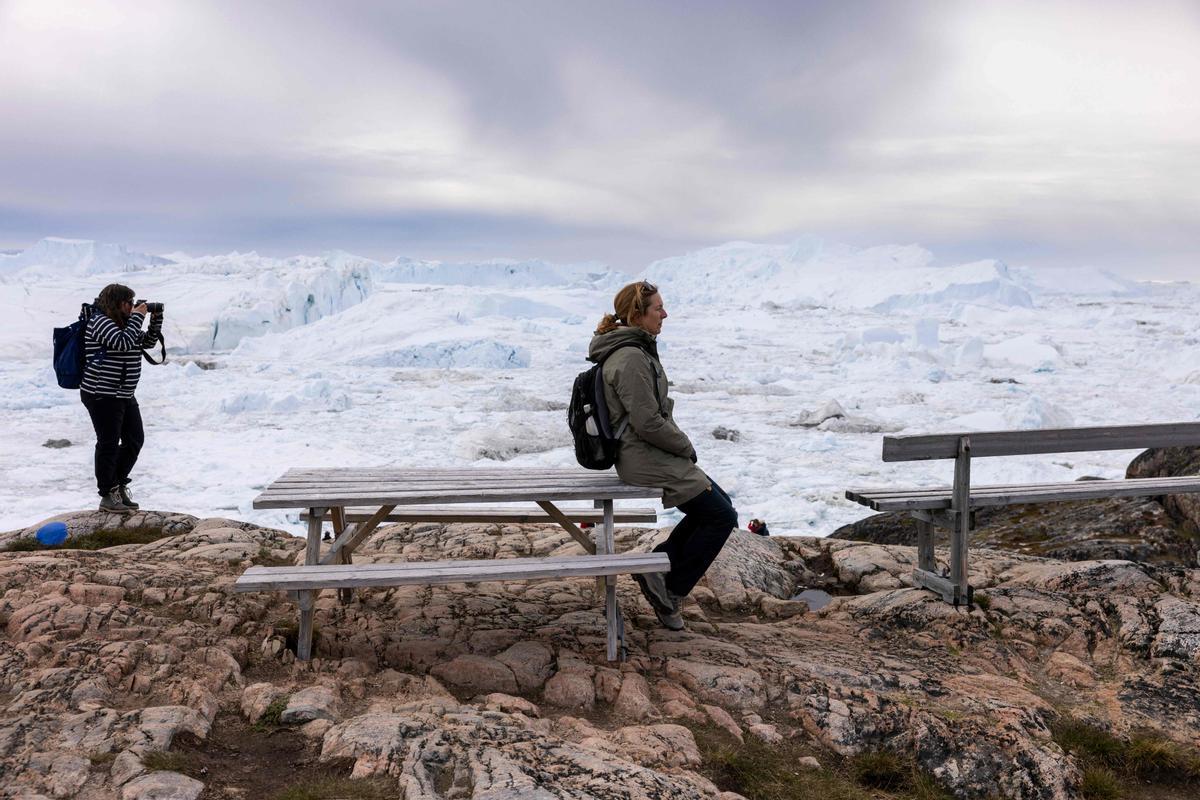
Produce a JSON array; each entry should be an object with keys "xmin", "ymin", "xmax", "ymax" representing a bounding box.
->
[{"xmin": 36, "ymin": 521, "xmax": 68, "ymax": 547}]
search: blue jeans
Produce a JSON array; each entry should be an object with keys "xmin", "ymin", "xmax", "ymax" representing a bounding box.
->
[{"xmin": 656, "ymin": 478, "xmax": 738, "ymax": 597}]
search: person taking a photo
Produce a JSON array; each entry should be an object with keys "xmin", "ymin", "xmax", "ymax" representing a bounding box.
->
[{"xmin": 80, "ymin": 283, "xmax": 163, "ymax": 514}]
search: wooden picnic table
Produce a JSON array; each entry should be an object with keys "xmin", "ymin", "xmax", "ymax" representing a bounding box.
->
[{"xmin": 241, "ymin": 467, "xmax": 665, "ymax": 661}]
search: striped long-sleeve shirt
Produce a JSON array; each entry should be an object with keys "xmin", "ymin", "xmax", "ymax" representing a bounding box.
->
[{"xmin": 80, "ymin": 311, "xmax": 163, "ymax": 398}]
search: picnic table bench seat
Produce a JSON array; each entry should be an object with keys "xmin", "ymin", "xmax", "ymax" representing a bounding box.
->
[
  {"xmin": 846, "ymin": 422, "xmax": 1200, "ymax": 607},
  {"xmin": 846, "ymin": 475, "xmax": 1200, "ymax": 512},
  {"xmin": 235, "ymin": 552, "xmax": 669, "ymax": 592}
]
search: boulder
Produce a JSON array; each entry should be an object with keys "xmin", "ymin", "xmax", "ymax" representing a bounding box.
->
[
  {"xmin": 120, "ymin": 771, "xmax": 204, "ymax": 800},
  {"xmin": 430, "ymin": 654, "xmax": 519, "ymax": 696}
]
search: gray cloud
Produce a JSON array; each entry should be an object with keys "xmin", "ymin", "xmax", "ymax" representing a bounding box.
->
[{"xmin": 0, "ymin": 0, "xmax": 1196, "ymax": 276}]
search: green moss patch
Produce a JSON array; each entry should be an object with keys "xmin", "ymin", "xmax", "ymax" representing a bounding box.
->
[
  {"xmin": 142, "ymin": 750, "xmax": 198, "ymax": 773},
  {"xmin": 254, "ymin": 695, "xmax": 291, "ymax": 731},
  {"xmin": 2, "ymin": 525, "xmax": 170, "ymax": 552},
  {"xmin": 268, "ymin": 777, "xmax": 394, "ymax": 800},
  {"xmin": 1053, "ymin": 717, "xmax": 1200, "ymax": 797},
  {"xmin": 694, "ymin": 727, "xmax": 952, "ymax": 800}
]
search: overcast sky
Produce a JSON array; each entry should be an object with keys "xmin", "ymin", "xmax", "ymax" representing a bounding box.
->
[{"xmin": 1, "ymin": 0, "xmax": 1197, "ymax": 277}]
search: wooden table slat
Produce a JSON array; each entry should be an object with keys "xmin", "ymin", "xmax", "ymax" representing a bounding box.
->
[
  {"xmin": 253, "ymin": 487, "xmax": 658, "ymax": 509},
  {"xmin": 261, "ymin": 480, "xmax": 641, "ymax": 493}
]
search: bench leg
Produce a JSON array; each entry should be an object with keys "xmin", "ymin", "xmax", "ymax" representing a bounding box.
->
[
  {"xmin": 915, "ymin": 518, "xmax": 935, "ymax": 573},
  {"xmin": 331, "ymin": 506, "xmax": 354, "ymax": 605},
  {"xmin": 296, "ymin": 506, "xmax": 325, "ymax": 661},
  {"xmin": 950, "ymin": 439, "xmax": 972, "ymax": 606},
  {"xmin": 950, "ymin": 513, "xmax": 970, "ymax": 604},
  {"xmin": 297, "ymin": 590, "xmax": 315, "ymax": 660},
  {"xmin": 601, "ymin": 499, "xmax": 624, "ymax": 661}
]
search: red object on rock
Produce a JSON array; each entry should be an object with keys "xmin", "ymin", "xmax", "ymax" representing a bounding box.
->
[{"xmin": 747, "ymin": 519, "xmax": 770, "ymax": 536}]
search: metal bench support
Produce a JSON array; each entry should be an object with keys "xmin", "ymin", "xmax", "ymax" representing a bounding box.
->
[{"xmin": 912, "ymin": 436, "xmax": 974, "ymax": 607}]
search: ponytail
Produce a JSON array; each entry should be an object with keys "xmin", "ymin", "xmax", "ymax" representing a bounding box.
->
[{"xmin": 594, "ymin": 313, "xmax": 622, "ymax": 335}]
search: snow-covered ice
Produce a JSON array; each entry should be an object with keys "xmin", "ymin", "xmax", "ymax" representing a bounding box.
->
[{"xmin": 3, "ymin": 236, "xmax": 1198, "ymax": 538}]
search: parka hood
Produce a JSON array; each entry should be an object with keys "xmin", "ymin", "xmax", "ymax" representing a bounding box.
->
[{"xmin": 587, "ymin": 325, "xmax": 659, "ymax": 363}]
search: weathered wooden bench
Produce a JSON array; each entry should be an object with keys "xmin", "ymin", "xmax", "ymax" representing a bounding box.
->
[
  {"xmin": 237, "ymin": 553, "xmax": 669, "ymax": 591},
  {"xmin": 846, "ymin": 423, "xmax": 1200, "ymax": 607},
  {"xmin": 236, "ymin": 468, "xmax": 664, "ymax": 661}
]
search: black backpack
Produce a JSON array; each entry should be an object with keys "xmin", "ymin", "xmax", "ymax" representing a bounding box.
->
[
  {"xmin": 52, "ymin": 304, "xmax": 103, "ymax": 389},
  {"xmin": 568, "ymin": 343, "xmax": 658, "ymax": 470}
]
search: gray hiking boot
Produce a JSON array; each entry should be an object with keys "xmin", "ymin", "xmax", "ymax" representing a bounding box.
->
[
  {"xmin": 634, "ymin": 572, "xmax": 674, "ymax": 612},
  {"xmin": 653, "ymin": 601, "xmax": 685, "ymax": 632},
  {"xmin": 633, "ymin": 572, "xmax": 685, "ymax": 631},
  {"xmin": 99, "ymin": 487, "xmax": 134, "ymax": 515},
  {"xmin": 118, "ymin": 485, "xmax": 139, "ymax": 510}
]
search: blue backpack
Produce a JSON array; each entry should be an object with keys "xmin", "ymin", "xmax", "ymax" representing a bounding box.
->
[{"xmin": 52, "ymin": 304, "xmax": 104, "ymax": 389}]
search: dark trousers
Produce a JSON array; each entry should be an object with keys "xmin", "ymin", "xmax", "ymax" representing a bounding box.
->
[
  {"xmin": 80, "ymin": 392, "xmax": 144, "ymax": 496},
  {"xmin": 656, "ymin": 478, "xmax": 738, "ymax": 597}
]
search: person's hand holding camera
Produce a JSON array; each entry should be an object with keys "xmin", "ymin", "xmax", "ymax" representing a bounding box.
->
[{"xmin": 133, "ymin": 302, "xmax": 148, "ymax": 315}]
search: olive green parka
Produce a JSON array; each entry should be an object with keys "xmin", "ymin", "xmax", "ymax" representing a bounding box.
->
[{"xmin": 587, "ymin": 326, "xmax": 709, "ymax": 507}]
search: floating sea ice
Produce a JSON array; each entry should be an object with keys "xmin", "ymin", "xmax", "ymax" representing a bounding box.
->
[
  {"xmin": 218, "ymin": 380, "xmax": 351, "ymax": 414},
  {"xmin": 914, "ymin": 319, "xmax": 939, "ymax": 349},
  {"xmin": 218, "ymin": 392, "xmax": 272, "ymax": 414},
  {"xmin": 946, "ymin": 409, "xmax": 1009, "ymax": 431},
  {"xmin": 1014, "ymin": 396, "xmax": 1074, "ymax": 429},
  {"xmin": 861, "ymin": 327, "xmax": 906, "ymax": 344},
  {"xmin": 291, "ymin": 380, "xmax": 352, "ymax": 412},
  {"xmin": 818, "ymin": 415, "xmax": 904, "ymax": 434},
  {"xmin": 353, "ymin": 340, "xmax": 531, "ymax": 369},
  {"xmin": 458, "ymin": 294, "xmax": 576, "ymax": 321},
  {"xmin": 983, "ymin": 334, "xmax": 1061, "ymax": 370},
  {"xmin": 955, "ymin": 337, "xmax": 985, "ymax": 367},
  {"xmin": 788, "ymin": 399, "xmax": 901, "ymax": 433},
  {"xmin": 0, "ymin": 370, "xmax": 76, "ymax": 411},
  {"xmin": 455, "ymin": 421, "xmax": 570, "ymax": 461},
  {"xmin": 947, "ymin": 396, "xmax": 1073, "ymax": 431},
  {"xmin": 790, "ymin": 399, "xmax": 847, "ymax": 427}
]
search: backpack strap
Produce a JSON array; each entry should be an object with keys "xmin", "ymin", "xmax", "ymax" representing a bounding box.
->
[
  {"xmin": 596, "ymin": 341, "xmax": 662, "ymax": 439},
  {"xmin": 80, "ymin": 304, "xmax": 107, "ymax": 368}
]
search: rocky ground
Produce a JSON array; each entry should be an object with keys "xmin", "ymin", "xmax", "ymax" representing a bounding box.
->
[
  {"xmin": 830, "ymin": 494, "xmax": 1200, "ymax": 565},
  {"xmin": 1, "ymin": 505, "xmax": 1199, "ymax": 799}
]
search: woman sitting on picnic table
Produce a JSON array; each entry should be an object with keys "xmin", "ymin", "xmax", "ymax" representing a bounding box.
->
[{"xmin": 588, "ymin": 280, "xmax": 738, "ymax": 630}]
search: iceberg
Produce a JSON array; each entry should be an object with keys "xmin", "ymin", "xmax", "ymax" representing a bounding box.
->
[{"xmin": 0, "ymin": 237, "xmax": 173, "ymax": 278}]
